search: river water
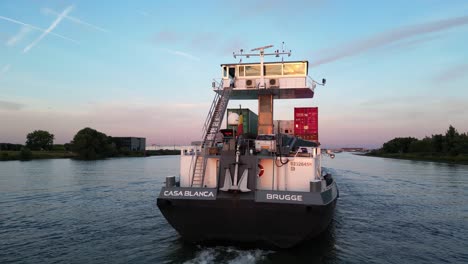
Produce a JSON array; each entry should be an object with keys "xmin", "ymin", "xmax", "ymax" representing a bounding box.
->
[{"xmin": 0, "ymin": 154, "xmax": 467, "ymax": 263}]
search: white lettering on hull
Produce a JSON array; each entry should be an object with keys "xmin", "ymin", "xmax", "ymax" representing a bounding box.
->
[
  {"xmin": 266, "ymin": 193, "xmax": 303, "ymax": 202},
  {"xmin": 163, "ymin": 190, "xmax": 215, "ymax": 198}
]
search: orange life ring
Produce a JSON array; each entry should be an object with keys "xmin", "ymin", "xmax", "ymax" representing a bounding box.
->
[{"xmin": 258, "ymin": 164, "xmax": 264, "ymax": 177}]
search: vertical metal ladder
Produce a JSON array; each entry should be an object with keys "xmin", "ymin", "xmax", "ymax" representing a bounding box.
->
[{"xmin": 191, "ymin": 83, "xmax": 232, "ymax": 187}]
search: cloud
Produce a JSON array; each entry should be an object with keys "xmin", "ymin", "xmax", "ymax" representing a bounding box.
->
[
  {"xmin": 0, "ymin": 15, "xmax": 78, "ymax": 44},
  {"xmin": 355, "ymin": 96, "xmax": 468, "ymax": 134},
  {"xmin": 0, "ymin": 100, "xmax": 24, "ymax": 110},
  {"xmin": 310, "ymin": 15, "xmax": 468, "ymax": 67},
  {"xmin": 358, "ymin": 95, "xmax": 422, "ymax": 107},
  {"xmin": 0, "ymin": 64, "xmax": 11, "ymax": 78},
  {"xmin": 433, "ymin": 63, "xmax": 468, "ymax": 83},
  {"xmin": 165, "ymin": 48, "xmax": 200, "ymax": 61},
  {"xmin": 314, "ymin": 95, "xmax": 468, "ymax": 148},
  {"xmin": 220, "ymin": 38, "xmax": 249, "ymax": 55},
  {"xmin": 41, "ymin": 7, "xmax": 109, "ymax": 33},
  {"xmin": 23, "ymin": 5, "xmax": 75, "ymax": 53},
  {"xmin": 228, "ymin": 0, "xmax": 322, "ymax": 19},
  {"xmin": 190, "ymin": 32, "xmax": 217, "ymax": 50},
  {"xmin": 152, "ymin": 30, "xmax": 249, "ymax": 58},
  {"xmin": 153, "ymin": 31, "xmax": 181, "ymax": 44},
  {"xmin": 0, "ymin": 101, "xmax": 208, "ymax": 144},
  {"xmin": 383, "ymin": 34, "xmax": 443, "ymax": 53},
  {"xmin": 6, "ymin": 26, "xmax": 31, "ymax": 47}
]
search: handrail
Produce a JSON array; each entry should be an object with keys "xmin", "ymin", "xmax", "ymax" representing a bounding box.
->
[
  {"xmin": 211, "ymin": 78, "xmax": 223, "ymax": 91},
  {"xmin": 188, "ymin": 154, "xmax": 196, "ymax": 184},
  {"xmin": 202, "ymin": 95, "xmax": 219, "ymax": 136},
  {"xmin": 202, "ymin": 80, "xmax": 224, "ymax": 137},
  {"xmin": 307, "ymin": 76, "xmax": 317, "ymax": 91}
]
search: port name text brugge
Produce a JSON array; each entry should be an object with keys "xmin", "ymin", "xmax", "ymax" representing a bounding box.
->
[
  {"xmin": 266, "ymin": 193, "xmax": 303, "ymax": 201},
  {"xmin": 163, "ymin": 190, "xmax": 215, "ymax": 198}
]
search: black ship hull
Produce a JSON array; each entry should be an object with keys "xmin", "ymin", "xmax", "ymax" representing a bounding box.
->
[{"xmin": 157, "ymin": 184, "xmax": 338, "ymax": 248}]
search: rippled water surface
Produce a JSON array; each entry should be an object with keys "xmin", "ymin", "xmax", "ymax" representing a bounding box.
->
[{"xmin": 1, "ymin": 154, "xmax": 467, "ymax": 263}]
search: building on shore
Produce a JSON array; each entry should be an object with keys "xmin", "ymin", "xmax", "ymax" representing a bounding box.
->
[
  {"xmin": 146, "ymin": 145, "xmax": 187, "ymax": 151},
  {"xmin": 333, "ymin": 148, "xmax": 368, "ymax": 152},
  {"xmin": 112, "ymin": 137, "xmax": 146, "ymax": 151}
]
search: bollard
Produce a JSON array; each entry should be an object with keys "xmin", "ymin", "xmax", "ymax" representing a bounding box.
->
[
  {"xmin": 166, "ymin": 176, "xmax": 176, "ymax": 188},
  {"xmin": 310, "ymin": 180, "xmax": 322, "ymax": 192}
]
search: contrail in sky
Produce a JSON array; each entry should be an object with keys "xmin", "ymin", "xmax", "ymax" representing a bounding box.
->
[
  {"xmin": 23, "ymin": 5, "xmax": 74, "ymax": 53},
  {"xmin": 6, "ymin": 26, "xmax": 31, "ymax": 46},
  {"xmin": 310, "ymin": 15, "xmax": 468, "ymax": 67},
  {"xmin": 0, "ymin": 15, "xmax": 78, "ymax": 44},
  {"xmin": 41, "ymin": 7, "xmax": 109, "ymax": 33},
  {"xmin": 166, "ymin": 49, "xmax": 201, "ymax": 61}
]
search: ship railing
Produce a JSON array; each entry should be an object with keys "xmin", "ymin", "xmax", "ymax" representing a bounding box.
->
[
  {"xmin": 211, "ymin": 78, "xmax": 223, "ymax": 91},
  {"xmin": 294, "ymin": 147, "xmax": 319, "ymax": 158},
  {"xmin": 181, "ymin": 145, "xmax": 202, "ymax": 156},
  {"xmin": 201, "ymin": 79, "xmax": 224, "ymax": 142},
  {"xmin": 315, "ymin": 161, "xmax": 322, "ymax": 181},
  {"xmin": 307, "ymin": 76, "xmax": 317, "ymax": 91},
  {"xmin": 236, "ymin": 138, "xmax": 257, "ymax": 155}
]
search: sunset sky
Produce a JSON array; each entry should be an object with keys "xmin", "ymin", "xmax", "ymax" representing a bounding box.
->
[{"xmin": 1, "ymin": 0, "xmax": 468, "ymax": 148}]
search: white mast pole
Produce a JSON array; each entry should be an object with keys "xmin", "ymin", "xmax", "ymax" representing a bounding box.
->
[{"xmin": 260, "ymin": 48, "xmax": 265, "ymax": 88}]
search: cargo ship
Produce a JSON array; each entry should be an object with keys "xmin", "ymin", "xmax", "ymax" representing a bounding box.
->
[{"xmin": 157, "ymin": 45, "xmax": 338, "ymax": 248}]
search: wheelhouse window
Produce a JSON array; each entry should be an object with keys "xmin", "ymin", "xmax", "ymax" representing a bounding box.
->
[
  {"xmin": 264, "ymin": 64, "xmax": 282, "ymax": 76},
  {"xmin": 283, "ymin": 62, "xmax": 306, "ymax": 76},
  {"xmin": 245, "ymin": 65, "xmax": 261, "ymax": 76},
  {"xmin": 221, "ymin": 61, "xmax": 308, "ymax": 78},
  {"xmin": 238, "ymin": 65, "xmax": 245, "ymax": 77}
]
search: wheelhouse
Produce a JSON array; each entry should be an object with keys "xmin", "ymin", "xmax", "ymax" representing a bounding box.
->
[{"xmin": 218, "ymin": 61, "xmax": 315, "ymax": 99}]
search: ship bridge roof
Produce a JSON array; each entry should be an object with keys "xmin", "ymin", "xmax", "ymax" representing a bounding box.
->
[{"xmin": 220, "ymin": 60, "xmax": 309, "ymax": 67}]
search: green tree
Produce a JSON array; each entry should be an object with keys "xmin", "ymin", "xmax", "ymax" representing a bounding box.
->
[
  {"xmin": 52, "ymin": 144, "xmax": 66, "ymax": 151},
  {"xmin": 408, "ymin": 137, "xmax": 433, "ymax": 153},
  {"xmin": 377, "ymin": 125, "xmax": 468, "ymax": 157},
  {"xmin": 432, "ymin": 134, "xmax": 444, "ymax": 153},
  {"xmin": 26, "ymin": 130, "xmax": 54, "ymax": 150},
  {"xmin": 63, "ymin": 143, "xmax": 71, "ymax": 151},
  {"xmin": 70, "ymin": 127, "xmax": 116, "ymax": 160},
  {"xmin": 19, "ymin": 147, "xmax": 33, "ymax": 161},
  {"xmin": 0, "ymin": 143, "xmax": 23, "ymax": 151},
  {"xmin": 382, "ymin": 137, "xmax": 418, "ymax": 153},
  {"xmin": 445, "ymin": 125, "xmax": 459, "ymax": 155}
]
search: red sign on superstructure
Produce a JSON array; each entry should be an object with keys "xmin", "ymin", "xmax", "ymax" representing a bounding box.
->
[{"xmin": 294, "ymin": 107, "xmax": 318, "ymax": 141}]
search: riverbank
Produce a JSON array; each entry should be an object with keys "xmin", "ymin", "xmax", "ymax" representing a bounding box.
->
[
  {"xmin": 0, "ymin": 149, "xmax": 180, "ymax": 161},
  {"xmin": 362, "ymin": 152, "xmax": 468, "ymax": 165},
  {"xmin": 0, "ymin": 151, "xmax": 76, "ymax": 161},
  {"xmin": 145, "ymin": 149, "xmax": 180, "ymax": 156}
]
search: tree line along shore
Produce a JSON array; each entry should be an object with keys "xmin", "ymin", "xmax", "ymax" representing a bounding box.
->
[
  {"xmin": 365, "ymin": 125, "xmax": 468, "ymax": 165},
  {"xmin": 1, "ymin": 128, "xmax": 179, "ymax": 161},
  {"xmin": 4, "ymin": 125, "xmax": 467, "ymax": 164}
]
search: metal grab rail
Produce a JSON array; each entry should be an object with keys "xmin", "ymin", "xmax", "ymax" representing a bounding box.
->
[
  {"xmin": 202, "ymin": 79, "xmax": 224, "ymax": 137},
  {"xmin": 192, "ymin": 79, "xmax": 231, "ymax": 187},
  {"xmin": 307, "ymin": 76, "xmax": 317, "ymax": 91},
  {"xmin": 201, "ymin": 84, "xmax": 232, "ymax": 148}
]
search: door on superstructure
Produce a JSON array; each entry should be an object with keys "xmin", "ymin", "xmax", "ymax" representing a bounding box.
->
[{"xmin": 228, "ymin": 67, "xmax": 236, "ymax": 87}]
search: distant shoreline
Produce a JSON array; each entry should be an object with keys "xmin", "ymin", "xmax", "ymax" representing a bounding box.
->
[
  {"xmin": 361, "ymin": 153, "xmax": 468, "ymax": 165},
  {"xmin": 0, "ymin": 150, "xmax": 180, "ymax": 161}
]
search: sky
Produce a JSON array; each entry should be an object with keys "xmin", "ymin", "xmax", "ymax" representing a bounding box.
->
[{"xmin": 1, "ymin": 0, "xmax": 468, "ymax": 149}]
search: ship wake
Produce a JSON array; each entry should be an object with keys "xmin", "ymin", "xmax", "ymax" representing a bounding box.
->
[{"xmin": 183, "ymin": 246, "xmax": 273, "ymax": 264}]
